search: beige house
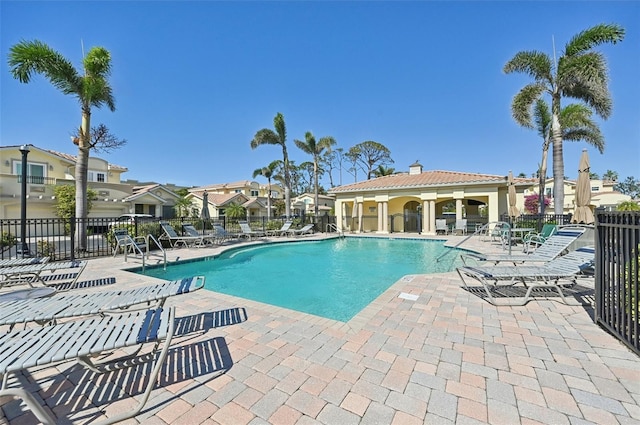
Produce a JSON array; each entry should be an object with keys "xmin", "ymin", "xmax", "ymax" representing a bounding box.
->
[
  {"xmin": 292, "ymin": 193, "xmax": 336, "ymax": 216},
  {"xmin": 189, "ymin": 180, "xmax": 285, "ymax": 219},
  {"xmin": 329, "ymin": 162, "xmax": 533, "ymax": 234},
  {"xmin": 525, "ymin": 178, "xmax": 631, "ymax": 213},
  {"xmin": 0, "ymin": 145, "xmax": 180, "ymax": 219}
]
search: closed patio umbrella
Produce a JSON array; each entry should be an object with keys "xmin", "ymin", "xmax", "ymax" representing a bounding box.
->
[
  {"xmin": 572, "ymin": 149, "xmax": 594, "ymax": 224},
  {"xmin": 508, "ymin": 171, "xmax": 520, "ymax": 219},
  {"xmin": 200, "ymin": 190, "xmax": 211, "ymax": 220}
]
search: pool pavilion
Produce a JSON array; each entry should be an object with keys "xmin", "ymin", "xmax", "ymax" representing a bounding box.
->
[{"xmin": 329, "ymin": 162, "xmax": 533, "ymax": 234}]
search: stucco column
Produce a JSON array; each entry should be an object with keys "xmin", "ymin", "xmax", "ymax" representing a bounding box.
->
[
  {"xmin": 377, "ymin": 202, "xmax": 383, "ymax": 233},
  {"xmin": 456, "ymin": 199, "xmax": 463, "ymax": 220},
  {"xmin": 422, "ymin": 200, "xmax": 430, "ymax": 234},
  {"xmin": 429, "ymin": 200, "xmax": 436, "ymax": 235},
  {"xmin": 382, "ymin": 201, "xmax": 389, "ymax": 233}
]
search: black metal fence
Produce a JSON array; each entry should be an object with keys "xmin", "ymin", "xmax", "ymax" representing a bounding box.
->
[
  {"xmin": 595, "ymin": 210, "xmax": 639, "ymax": 355},
  {"xmin": 0, "ymin": 215, "xmax": 338, "ymax": 261},
  {"xmin": 501, "ymin": 213, "xmax": 573, "ymax": 232}
]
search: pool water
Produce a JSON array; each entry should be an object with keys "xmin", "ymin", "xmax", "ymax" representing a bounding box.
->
[{"xmin": 136, "ymin": 237, "xmax": 464, "ymax": 322}]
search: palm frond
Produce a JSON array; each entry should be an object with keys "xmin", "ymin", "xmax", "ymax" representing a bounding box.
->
[
  {"xmin": 273, "ymin": 112, "xmax": 287, "ymax": 143},
  {"xmin": 564, "ymin": 24, "xmax": 625, "ymax": 57},
  {"xmin": 533, "ymin": 99, "xmax": 551, "ymax": 139},
  {"xmin": 8, "ymin": 39, "xmax": 80, "ymax": 90},
  {"xmin": 251, "ymin": 129, "xmax": 280, "ymax": 149},
  {"xmin": 512, "ymin": 83, "xmax": 546, "ymax": 127},
  {"xmin": 503, "ymin": 50, "xmax": 553, "ymax": 83}
]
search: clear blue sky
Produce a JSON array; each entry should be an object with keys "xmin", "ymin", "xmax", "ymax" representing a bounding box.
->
[{"xmin": 2, "ymin": 1, "xmax": 638, "ymax": 189}]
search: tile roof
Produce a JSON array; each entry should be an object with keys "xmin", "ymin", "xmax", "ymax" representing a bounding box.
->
[
  {"xmin": 45, "ymin": 149, "xmax": 128, "ymax": 171},
  {"xmin": 329, "ymin": 170, "xmax": 534, "ymax": 193},
  {"xmin": 193, "ymin": 190, "xmax": 247, "ymax": 206}
]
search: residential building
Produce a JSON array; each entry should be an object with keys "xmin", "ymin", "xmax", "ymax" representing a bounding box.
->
[
  {"xmin": 291, "ymin": 193, "xmax": 335, "ymax": 216},
  {"xmin": 0, "ymin": 145, "xmax": 181, "ymax": 219},
  {"xmin": 525, "ymin": 178, "xmax": 631, "ymax": 213},
  {"xmin": 189, "ymin": 180, "xmax": 285, "ymax": 219}
]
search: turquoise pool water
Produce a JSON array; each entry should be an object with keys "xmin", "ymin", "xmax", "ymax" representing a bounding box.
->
[{"xmin": 135, "ymin": 237, "xmax": 463, "ymax": 322}]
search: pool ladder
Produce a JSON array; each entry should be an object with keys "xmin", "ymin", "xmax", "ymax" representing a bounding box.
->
[
  {"xmin": 326, "ymin": 223, "xmax": 344, "ymax": 238},
  {"xmin": 122, "ymin": 234, "xmax": 167, "ymax": 272}
]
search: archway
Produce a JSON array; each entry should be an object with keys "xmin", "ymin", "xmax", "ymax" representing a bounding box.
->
[{"xmin": 404, "ymin": 200, "xmax": 421, "ymax": 233}]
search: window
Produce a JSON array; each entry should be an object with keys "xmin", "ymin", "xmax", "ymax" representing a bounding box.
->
[
  {"xmin": 545, "ymin": 188, "xmax": 552, "ymax": 197},
  {"xmin": 88, "ymin": 171, "xmax": 106, "ymax": 182},
  {"xmin": 591, "ymin": 186, "xmax": 600, "ymax": 192},
  {"xmin": 250, "ymin": 190, "xmax": 259, "ymax": 197},
  {"xmin": 219, "ymin": 209, "xmax": 226, "ymax": 216},
  {"xmin": 234, "ymin": 189, "xmax": 242, "ymax": 194},
  {"xmin": 14, "ymin": 162, "xmax": 46, "ymax": 184},
  {"xmin": 271, "ymin": 191, "xmax": 279, "ymax": 198}
]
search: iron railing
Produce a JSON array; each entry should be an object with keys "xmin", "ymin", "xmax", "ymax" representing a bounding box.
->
[
  {"xmin": 595, "ymin": 210, "xmax": 639, "ymax": 355},
  {"xmin": 501, "ymin": 213, "xmax": 573, "ymax": 232}
]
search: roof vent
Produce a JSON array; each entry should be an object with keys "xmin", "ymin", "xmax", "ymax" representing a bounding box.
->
[{"xmin": 409, "ymin": 161, "xmax": 423, "ymax": 175}]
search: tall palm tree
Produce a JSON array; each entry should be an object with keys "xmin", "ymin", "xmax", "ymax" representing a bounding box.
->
[
  {"xmin": 252, "ymin": 160, "xmax": 280, "ymax": 220},
  {"xmin": 251, "ymin": 113, "xmax": 293, "ymax": 218},
  {"xmin": 504, "ymin": 24, "xmax": 624, "ymax": 214},
  {"xmin": 294, "ymin": 132, "xmax": 336, "ymax": 216},
  {"xmin": 9, "ymin": 40, "xmax": 116, "ymax": 250},
  {"xmin": 372, "ymin": 165, "xmax": 396, "ymax": 177},
  {"xmin": 530, "ymin": 99, "xmax": 604, "ymax": 214}
]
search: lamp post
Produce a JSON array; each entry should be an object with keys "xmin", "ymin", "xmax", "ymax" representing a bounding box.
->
[{"xmin": 19, "ymin": 144, "xmax": 31, "ymax": 258}]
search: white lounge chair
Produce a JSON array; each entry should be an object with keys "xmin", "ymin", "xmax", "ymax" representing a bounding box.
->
[
  {"xmin": 457, "ymin": 246, "xmax": 595, "ymax": 306},
  {"xmin": 0, "ymin": 260, "xmax": 86, "ymax": 291},
  {"xmin": 238, "ymin": 221, "xmax": 265, "ymax": 240},
  {"xmin": 454, "ymin": 219, "xmax": 467, "ymax": 235},
  {"xmin": 0, "ymin": 276, "xmax": 205, "ymax": 328},
  {"xmin": 461, "ymin": 226, "xmax": 586, "ymax": 266},
  {"xmin": 0, "ymin": 257, "xmax": 49, "ymax": 268},
  {"xmin": 212, "ymin": 224, "xmax": 239, "ymax": 242},
  {"xmin": 182, "ymin": 224, "xmax": 217, "ymax": 246},
  {"xmin": 0, "ymin": 306, "xmax": 176, "ymax": 425},
  {"xmin": 112, "ymin": 228, "xmax": 148, "ymax": 257},
  {"xmin": 159, "ymin": 221, "xmax": 202, "ymax": 248},
  {"xmin": 266, "ymin": 221, "xmax": 293, "ymax": 237},
  {"xmin": 286, "ymin": 223, "xmax": 315, "ymax": 237}
]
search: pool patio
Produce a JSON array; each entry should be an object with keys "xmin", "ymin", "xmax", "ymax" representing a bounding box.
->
[{"xmin": 1, "ymin": 234, "xmax": 639, "ymax": 424}]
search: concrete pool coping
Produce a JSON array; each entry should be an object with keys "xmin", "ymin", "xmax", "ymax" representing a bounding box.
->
[{"xmin": 1, "ymin": 233, "xmax": 638, "ymax": 424}]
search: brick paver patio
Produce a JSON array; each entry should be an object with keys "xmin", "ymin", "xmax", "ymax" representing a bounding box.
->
[{"xmin": 1, "ymin": 234, "xmax": 638, "ymax": 424}]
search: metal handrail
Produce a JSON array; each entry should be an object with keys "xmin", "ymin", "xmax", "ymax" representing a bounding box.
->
[
  {"xmin": 435, "ymin": 221, "xmax": 512, "ymax": 262},
  {"xmin": 326, "ymin": 223, "xmax": 344, "ymax": 237}
]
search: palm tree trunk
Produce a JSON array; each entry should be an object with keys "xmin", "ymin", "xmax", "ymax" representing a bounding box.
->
[
  {"xmin": 267, "ymin": 177, "xmax": 272, "ymax": 220},
  {"xmin": 551, "ymin": 107, "xmax": 565, "ymax": 215},
  {"xmin": 75, "ymin": 109, "xmax": 91, "ymax": 251},
  {"xmin": 282, "ymin": 146, "xmax": 291, "ymax": 218},
  {"xmin": 313, "ymin": 159, "xmax": 319, "ymax": 217},
  {"xmin": 538, "ymin": 138, "xmax": 550, "ymax": 214}
]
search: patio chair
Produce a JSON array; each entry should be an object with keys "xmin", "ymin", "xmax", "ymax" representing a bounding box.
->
[
  {"xmin": 0, "ymin": 276, "xmax": 205, "ymax": 328},
  {"xmin": 0, "ymin": 306, "xmax": 176, "ymax": 425},
  {"xmin": 212, "ymin": 224, "xmax": 239, "ymax": 243},
  {"xmin": 454, "ymin": 219, "xmax": 467, "ymax": 235},
  {"xmin": 238, "ymin": 221, "xmax": 265, "ymax": 240},
  {"xmin": 0, "ymin": 257, "xmax": 49, "ymax": 268},
  {"xmin": 0, "ymin": 260, "xmax": 87, "ymax": 291},
  {"xmin": 461, "ymin": 226, "xmax": 586, "ymax": 266},
  {"xmin": 435, "ymin": 219, "xmax": 448, "ymax": 235},
  {"xmin": 112, "ymin": 228, "xmax": 148, "ymax": 257},
  {"xmin": 182, "ymin": 223, "xmax": 217, "ymax": 246},
  {"xmin": 266, "ymin": 220, "xmax": 293, "ymax": 237},
  {"xmin": 159, "ymin": 221, "xmax": 202, "ymax": 248},
  {"xmin": 286, "ymin": 223, "xmax": 315, "ymax": 237},
  {"xmin": 457, "ymin": 246, "xmax": 595, "ymax": 306},
  {"xmin": 523, "ymin": 223, "xmax": 558, "ymax": 253}
]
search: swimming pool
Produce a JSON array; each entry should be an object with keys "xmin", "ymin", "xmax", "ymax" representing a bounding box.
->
[{"xmin": 135, "ymin": 237, "xmax": 464, "ymax": 322}]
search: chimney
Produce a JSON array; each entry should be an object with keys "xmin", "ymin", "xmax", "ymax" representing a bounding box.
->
[{"xmin": 409, "ymin": 161, "xmax": 423, "ymax": 175}]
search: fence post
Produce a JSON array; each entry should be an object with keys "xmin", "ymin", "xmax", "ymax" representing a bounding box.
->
[{"xmin": 69, "ymin": 216, "xmax": 76, "ymax": 261}]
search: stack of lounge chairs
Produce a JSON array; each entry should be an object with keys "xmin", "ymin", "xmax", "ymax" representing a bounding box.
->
[{"xmin": 0, "ymin": 274, "xmax": 205, "ymax": 424}]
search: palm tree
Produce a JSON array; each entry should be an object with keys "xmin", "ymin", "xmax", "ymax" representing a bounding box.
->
[
  {"xmin": 603, "ymin": 170, "xmax": 618, "ymax": 182},
  {"xmin": 252, "ymin": 160, "xmax": 280, "ymax": 220},
  {"xmin": 251, "ymin": 113, "xmax": 293, "ymax": 218},
  {"xmin": 530, "ymin": 99, "xmax": 605, "ymax": 214},
  {"xmin": 294, "ymin": 132, "xmax": 336, "ymax": 216},
  {"xmin": 504, "ymin": 24, "xmax": 624, "ymax": 214},
  {"xmin": 372, "ymin": 165, "xmax": 396, "ymax": 177},
  {"xmin": 174, "ymin": 196, "xmax": 194, "ymax": 218},
  {"xmin": 8, "ymin": 40, "xmax": 116, "ymax": 251}
]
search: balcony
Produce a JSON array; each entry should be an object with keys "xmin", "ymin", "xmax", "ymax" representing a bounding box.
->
[{"xmin": 17, "ymin": 175, "xmax": 56, "ymax": 185}]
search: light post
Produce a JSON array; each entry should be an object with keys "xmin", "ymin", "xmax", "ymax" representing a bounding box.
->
[{"xmin": 19, "ymin": 144, "xmax": 31, "ymax": 258}]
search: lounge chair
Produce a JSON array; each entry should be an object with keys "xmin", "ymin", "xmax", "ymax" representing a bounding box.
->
[
  {"xmin": 0, "ymin": 260, "xmax": 86, "ymax": 291},
  {"xmin": 286, "ymin": 223, "xmax": 315, "ymax": 237},
  {"xmin": 523, "ymin": 223, "xmax": 558, "ymax": 253},
  {"xmin": 182, "ymin": 223, "xmax": 217, "ymax": 246},
  {"xmin": 0, "ymin": 306, "xmax": 175, "ymax": 425},
  {"xmin": 238, "ymin": 221, "xmax": 265, "ymax": 240},
  {"xmin": 0, "ymin": 257, "xmax": 49, "ymax": 268},
  {"xmin": 0, "ymin": 276, "xmax": 205, "ymax": 328},
  {"xmin": 159, "ymin": 221, "xmax": 202, "ymax": 248},
  {"xmin": 457, "ymin": 246, "xmax": 595, "ymax": 306},
  {"xmin": 212, "ymin": 224, "xmax": 239, "ymax": 242},
  {"xmin": 112, "ymin": 228, "xmax": 148, "ymax": 257},
  {"xmin": 461, "ymin": 226, "xmax": 586, "ymax": 266},
  {"xmin": 435, "ymin": 219, "xmax": 448, "ymax": 235},
  {"xmin": 454, "ymin": 219, "xmax": 467, "ymax": 235},
  {"xmin": 266, "ymin": 220, "xmax": 293, "ymax": 237}
]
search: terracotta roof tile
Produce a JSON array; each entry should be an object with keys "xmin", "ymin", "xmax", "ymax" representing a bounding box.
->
[
  {"xmin": 45, "ymin": 149, "xmax": 128, "ymax": 171},
  {"xmin": 329, "ymin": 170, "xmax": 534, "ymax": 192}
]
